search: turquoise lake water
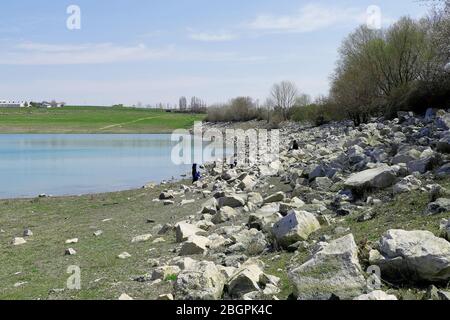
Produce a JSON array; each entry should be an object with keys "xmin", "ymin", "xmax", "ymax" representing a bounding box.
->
[{"xmin": 0, "ymin": 134, "xmax": 209, "ymax": 199}]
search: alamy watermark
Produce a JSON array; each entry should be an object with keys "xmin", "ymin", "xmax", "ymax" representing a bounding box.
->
[
  {"xmin": 66, "ymin": 265, "xmax": 81, "ymax": 290},
  {"xmin": 66, "ymin": 5, "xmax": 81, "ymax": 30},
  {"xmin": 366, "ymin": 5, "xmax": 382, "ymax": 30},
  {"xmin": 171, "ymin": 122, "xmax": 280, "ymax": 167},
  {"xmin": 366, "ymin": 265, "xmax": 382, "ymax": 291}
]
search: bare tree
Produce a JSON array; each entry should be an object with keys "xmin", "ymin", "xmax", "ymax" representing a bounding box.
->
[
  {"xmin": 179, "ymin": 96, "xmax": 187, "ymax": 111},
  {"xmin": 270, "ymin": 81, "xmax": 298, "ymax": 120}
]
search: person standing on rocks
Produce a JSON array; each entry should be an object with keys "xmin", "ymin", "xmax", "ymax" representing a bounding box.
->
[
  {"xmin": 192, "ymin": 163, "xmax": 201, "ymax": 183},
  {"xmin": 289, "ymin": 140, "xmax": 299, "ymax": 151}
]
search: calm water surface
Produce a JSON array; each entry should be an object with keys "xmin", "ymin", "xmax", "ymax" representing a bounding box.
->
[{"xmin": 0, "ymin": 134, "xmax": 204, "ymax": 199}]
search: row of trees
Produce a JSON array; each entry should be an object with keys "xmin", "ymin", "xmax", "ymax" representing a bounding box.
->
[
  {"xmin": 205, "ymin": 81, "xmax": 315, "ymax": 125},
  {"xmin": 179, "ymin": 96, "xmax": 207, "ymax": 113},
  {"xmin": 207, "ymin": 2, "xmax": 449, "ymax": 126},
  {"xmin": 330, "ymin": 2, "xmax": 450, "ymax": 125}
]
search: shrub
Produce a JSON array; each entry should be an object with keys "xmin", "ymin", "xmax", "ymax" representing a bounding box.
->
[
  {"xmin": 291, "ymin": 102, "xmax": 347, "ymax": 126},
  {"xmin": 165, "ymin": 274, "xmax": 178, "ymax": 282},
  {"xmin": 206, "ymin": 97, "xmax": 260, "ymax": 122},
  {"xmin": 329, "ymin": 7, "xmax": 450, "ymax": 124}
]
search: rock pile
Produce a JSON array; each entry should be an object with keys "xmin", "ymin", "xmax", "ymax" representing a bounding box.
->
[{"xmin": 145, "ymin": 109, "xmax": 450, "ymax": 300}]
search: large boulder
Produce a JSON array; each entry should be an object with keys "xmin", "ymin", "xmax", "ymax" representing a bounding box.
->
[
  {"xmin": 344, "ymin": 166, "xmax": 396, "ymax": 191},
  {"xmin": 279, "ymin": 198, "xmax": 305, "ymax": 215},
  {"xmin": 212, "ymin": 206, "xmax": 238, "ymax": 224},
  {"xmin": 218, "ymin": 194, "xmax": 246, "ymax": 208},
  {"xmin": 179, "ymin": 235, "xmax": 210, "ymax": 256},
  {"xmin": 174, "ymin": 260, "xmax": 226, "ymax": 300},
  {"xmin": 201, "ymin": 198, "xmax": 219, "ymax": 215},
  {"xmin": 238, "ymin": 176, "xmax": 257, "ymax": 191},
  {"xmin": 230, "ymin": 228, "xmax": 268, "ymax": 256},
  {"xmin": 407, "ymin": 156, "xmax": 441, "ymax": 174},
  {"xmin": 440, "ymin": 219, "xmax": 450, "ymax": 241},
  {"xmin": 393, "ymin": 175, "xmax": 422, "ymax": 195},
  {"xmin": 248, "ymin": 205, "xmax": 282, "ymax": 232},
  {"xmin": 437, "ymin": 135, "xmax": 450, "ymax": 154},
  {"xmin": 288, "ymin": 234, "xmax": 367, "ymax": 300},
  {"xmin": 272, "ymin": 210, "xmax": 320, "ymax": 248},
  {"xmin": 425, "ymin": 198, "xmax": 450, "ymax": 215},
  {"xmin": 263, "ymin": 192, "xmax": 286, "ymax": 204},
  {"xmin": 436, "ymin": 111, "xmax": 450, "ymax": 130},
  {"xmin": 222, "ymin": 169, "xmax": 238, "ymax": 181},
  {"xmin": 306, "ymin": 164, "xmax": 327, "ymax": 180},
  {"xmin": 311, "ymin": 177, "xmax": 333, "ymax": 190},
  {"xmin": 227, "ymin": 259, "xmax": 265, "ymax": 298},
  {"xmin": 175, "ymin": 222, "xmax": 206, "ymax": 243},
  {"xmin": 258, "ymin": 165, "xmax": 278, "ymax": 177},
  {"xmin": 247, "ymin": 192, "xmax": 264, "ymax": 206},
  {"xmin": 391, "ymin": 149, "xmax": 420, "ymax": 165},
  {"xmin": 437, "ymin": 163, "xmax": 450, "ymax": 177},
  {"xmin": 159, "ymin": 191, "xmax": 174, "ymax": 200},
  {"xmin": 370, "ymin": 229, "xmax": 450, "ymax": 282}
]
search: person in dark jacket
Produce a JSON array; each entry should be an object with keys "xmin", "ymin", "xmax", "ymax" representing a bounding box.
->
[
  {"xmin": 290, "ymin": 140, "xmax": 299, "ymax": 151},
  {"xmin": 192, "ymin": 163, "xmax": 201, "ymax": 183}
]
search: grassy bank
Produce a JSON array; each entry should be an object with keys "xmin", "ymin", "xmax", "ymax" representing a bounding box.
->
[
  {"xmin": 0, "ymin": 182, "xmax": 195, "ymax": 300},
  {"xmin": 1, "ymin": 176, "xmax": 448, "ymax": 300},
  {"xmin": 0, "ymin": 106, "xmax": 205, "ymax": 134}
]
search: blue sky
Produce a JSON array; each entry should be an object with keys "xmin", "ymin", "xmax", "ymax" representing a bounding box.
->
[{"xmin": 0, "ymin": 0, "xmax": 431, "ymax": 106}]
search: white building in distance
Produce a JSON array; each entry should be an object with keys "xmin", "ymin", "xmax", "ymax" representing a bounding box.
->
[{"xmin": 0, "ymin": 100, "xmax": 29, "ymax": 108}]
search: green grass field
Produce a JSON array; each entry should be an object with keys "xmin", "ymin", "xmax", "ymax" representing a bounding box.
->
[{"xmin": 0, "ymin": 106, "xmax": 205, "ymax": 133}]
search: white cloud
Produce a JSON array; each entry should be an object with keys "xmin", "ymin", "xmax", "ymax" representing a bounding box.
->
[
  {"xmin": 0, "ymin": 42, "xmax": 171, "ymax": 65},
  {"xmin": 0, "ymin": 41, "xmax": 264, "ymax": 65},
  {"xmin": 188, "ymin": 30, "xmax": 238, "ymax": 42},
  {"xmin": 247, "ymin": 4, "xmax": 365, "ymax": 33}
]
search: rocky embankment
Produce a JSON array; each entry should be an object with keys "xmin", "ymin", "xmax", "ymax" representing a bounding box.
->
[{"xmin": 141, "ymin": 110, "xmax": 450, "ymax": 300}]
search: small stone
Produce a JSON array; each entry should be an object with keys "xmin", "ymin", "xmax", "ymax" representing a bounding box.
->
[
  {"xmin": 152, "ymin": 237, "xmax": 165, "ymax": 244},
  {"xmin": 354, "ymin": 290, "xmax": 398, "ymax": 300},
  {"xmin": 158, "ymin": 294, "xmax": 174, "ymax": 300},
  {"xmin": 12, "ymin": 237, "xmax": 27, "ymax": 246},
  {"xmin": 93, "ymin": 230, "xmax": 103, "ymax": 237},
  {"xmin": 151, "ymin": 265, "xmax": 181, "ymax": 281},
  {"xmin": 14, "ymin": 282, "xmax": 28, "ymax": 288},
  {"xmin": 118, "ymin": 252, "xmax": 131, "ymax": 259},
  {"xmin": 147, "ymin": 258, "xmax": 160, "ymax": 267},
  {"xmin": 118, "ymin": 293, "xmax": 133, "ymax": 300},
  {"xmin": 65, "ymin": 248, "xmax": 77, "ymax": 256},
  {"xmin": 65, "ymin": 238, "xmax": 78, "ymax": 244},
  {"xmin": 23, "ymin": 229, "xmax": 33, "ymax": 237},
  {"xmin": 131, "ymin": 234, "xmax": 152, "ymax": 243},
  {"xmin": 181, "ymin": 199, "xmax": 195, "ymax": 206},
  {"xmin": 438, "ymin": 291, "xmax": 450, "ymax": 300}
]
